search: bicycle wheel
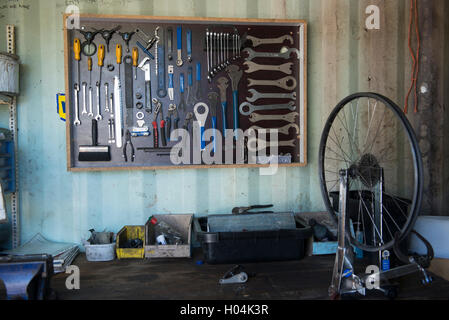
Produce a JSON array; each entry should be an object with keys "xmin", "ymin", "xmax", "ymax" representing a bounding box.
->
[{"xmin": 318, "ymin": 92, "xmax": 423, "ymax": 252}]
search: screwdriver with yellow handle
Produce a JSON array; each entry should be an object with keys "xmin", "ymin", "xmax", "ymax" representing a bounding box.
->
[
  {"xmin": 87, "ymin": 57, "xmax": 92, "ymax": 86},
  {"xmin": 73, "ymin": 38, "xmax": 81, "ymax": 85},
  {"xmin": 132, "ymin": 47, "xmax": 138, "ymax": 80},
  {"xmin": 98, "ymin": 44, "xmax": 105, "ymax": 85},
  {"xmin": 116, "ymin": 44, "xmax": 122, "ymax": 80}
]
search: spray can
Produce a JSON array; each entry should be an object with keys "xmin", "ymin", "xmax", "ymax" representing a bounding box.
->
[{"xmin": 382, "ymin": 250, "xmax": 390, "ymax": 271}]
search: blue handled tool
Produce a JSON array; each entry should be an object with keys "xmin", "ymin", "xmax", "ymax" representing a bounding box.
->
[
  {"xmin": 194, "ymin": 103, "xmax": 209, "ymax": 151},
  {"xmin": 176, "ymin": 26, "xmax": 183, "ymax": 67},
  {"xmin": 195, "ymin": 62, "xmax": 202, "ymax": 100},
  {"xmin": 216, "ymin": 77, "xmax": 229, "ymax": 138},
  {"xmin": 226, "ymin": 65, "xmax": 243, "ymax": 140},
  {"xmin": 187, "ymin": 66, "xmax": 194, "ymax": 105},
  {"xmin": 156, "ymin": 27, "xmax": 167, "ymax": 98},
  {"xmin": 168, "ymin": 65, "xmax": 174, "ymax": 101},
  {"xmin": 187, "ymin": 29, "xmax": 192, "ymax": 63},
  {"xmin": 136, "ymin": 41, "xmax": 155, "ymax": 60},
  {"xmin": 178, "ymin": 73, "xmax": 187, "ymax": 112},
  {"xmin": 208, "ymin": 92, "xmax": 220, "ymax": 153}
]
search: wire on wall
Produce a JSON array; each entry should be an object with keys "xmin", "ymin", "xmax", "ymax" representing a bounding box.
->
[{"xmin": 404, "ymin": 0, "xmax": 420, "ymax": 114}]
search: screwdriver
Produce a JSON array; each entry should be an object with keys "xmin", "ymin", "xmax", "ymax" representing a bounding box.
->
[
  {"xmin": 132, "ymin": 47, "xmax": 138, "ymax": 80},
  {"xmin": 73, "ymin": 38, "xmax": 81, "ymax": 85},
  {"xmin": 98, "ymin": 44, "xmax": 105, "ymax": 86},
  {"xmin": 87, "ymin": 57, "xmax": 92, "ymax": 86},
  {"xmin": 116, "ymin": 44, "xmax": 122, "ymax": 80}
]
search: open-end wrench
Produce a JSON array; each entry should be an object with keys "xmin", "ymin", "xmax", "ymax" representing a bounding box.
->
[
  {"xmin": 240, "ymin": 101, "xmax": 296, "ymax": 116},
  {"xmin": 249, "ymin": 112, "xmax": 299, "ymax": 124},
  {"xmin": 104, "ymin": 83, "xmax": 110, "ymax": 112},
  {"xmin": 226, "ymin": 64, "xmax": 243, "ymax": 139},
  {"xmin": 73, "ymin": 84, "xmax": 81, "ymax": 126},
  {"xmin": 247, "ymin": 137, "xmax": 297, "ymax": 152},
  {"xmin": 243, "ymin": 47, "xmax": 300, "ymax": 61},
  {"xmin": 95, "ymin": 81, "xmax": 102, "ymax": 121},
  {"xmin": 194, "ymin": 102, "xmax": 209, "ymax": 151},
  {"xmin": 247, "ymin": 76, "xmax": 297, "ymax": 91},
  {"xmin": 247, "ymin": 88, "xmax": 297, "ymax": 103},
  {"xmin": 244, "ymin": 61, "xmax": 293, "ymax": 74},
  {"xmin": 81, "ymin": 82, "xmax": 88, "ymax": 115},
  {"xmin": 217, "ymin": 77, "xmax": 229, "ymax": 137},
  {"xmin": 220, "ymin": 33, "xmax": 225, "ymax": 69},
  {"xmin": 88, "ymin": 86, "xmax": 94, "ymax": 117},
  {"xmin": 245, "ymin": 34, "xmax": 294, "ymax": 47},
  {"xmin": 176, "ymin": 26, "xmax": 183, "ymax": 67},
  {"xmin": 206, "ymin": 29, "xmax": 211, "ymax": 81},
  {"xmin": 250, "ymin": 123, "xmax": 300, "ymax": 136},
  {"xmin": 215, "ymin": 33, "xmax": 221, "ymax": 71}
]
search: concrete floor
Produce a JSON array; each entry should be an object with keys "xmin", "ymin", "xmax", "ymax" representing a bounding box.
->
[{"xmin": 50, "ymin": 250, "xmax": 449, "ymax": 300}]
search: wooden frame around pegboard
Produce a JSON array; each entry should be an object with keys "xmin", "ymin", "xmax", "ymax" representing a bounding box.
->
[{"xmin": 63, "ymin": 14, "xmax": 307, "ymax": 172}]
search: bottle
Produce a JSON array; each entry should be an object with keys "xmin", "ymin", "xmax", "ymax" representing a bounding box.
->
[{"xmin": 149, "ymin": 216, "xmax": 184, "ymax": 245}]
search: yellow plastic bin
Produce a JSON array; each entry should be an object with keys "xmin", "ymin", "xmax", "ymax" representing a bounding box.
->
[{"xmin": 116, "ymin": 226, "xmax": 145, "ymax": 259}]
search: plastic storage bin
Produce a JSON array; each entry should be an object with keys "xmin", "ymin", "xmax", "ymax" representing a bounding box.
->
[
  {"xmin": 116, "ymin": 226, "xmax": 145, "ymax": 259},
  {"xmin": 194, "ymin": 213, "xmax": 313, "ymax": 264},
  {"xmin": 83, "ymin": 241, "xmax": 116, "ymax": 262},
  {"xmin": 145, "ymin": 214, "xmax": 193, "ymax": 258}
]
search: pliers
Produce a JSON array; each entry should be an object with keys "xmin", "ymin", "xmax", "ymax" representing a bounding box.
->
[
  {"xmin": 231, "ymin": 204, "xmax": 274, "ymax": 215},
  {"xmin": 123, "ymin": 130, "xmax": 135, "ymax": 162}
]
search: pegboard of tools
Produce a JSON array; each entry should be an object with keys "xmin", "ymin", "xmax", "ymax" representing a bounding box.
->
[{"xmin": 63, "ymin": 14, "xmax": 307, "ymax": 171}]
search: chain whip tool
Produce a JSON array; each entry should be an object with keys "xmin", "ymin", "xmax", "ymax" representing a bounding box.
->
[
  {"xmin": 194, "ymin": 103, "xmax": 209, "ymax": 151},
  {"xmin": 226, "ymin": 65, "xmax": 243, "ymax": 139}
]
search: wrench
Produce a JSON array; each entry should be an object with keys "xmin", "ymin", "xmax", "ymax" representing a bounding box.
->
[
  {"xmin": 243, "ymin": 47, "xmax": 300, "ymax": 61},
  {"xmin": 217, "ymin": 77, "xmax": 229, "ymax": 137},
  {"xmin": 247, "ymin": 137, "xmax": 297, "ymax": 152},
  {"xmin": 81, "ymin": 82, "xmax": 87, "ymax": 115},
  {"xmin": 194, "ymin": 102, "xmax": 209, "ymax": 151},
  {"xmin": 244, "ymin": 61, "xmax": 293, "ymax": 74},
  {"xmin": 104, "ymin": 83, "xmax": 110, "ymax": 112},
  {"xmin": 73, "ymin": 84, "xmax": 81, "ymax": 126},
  {"xmin": 249, "ymin": 112, "xmax": 299, "ymax": 123},
  {"xmin": 240, "ymin": 101, "xmax": 296, "ymax": 116},
  {"xmin": 208, "ymin": 92, "xmax": 220, "ymax": 152},
  {"xmin": 247, "ymin": 76, "xmax": 297, "ymax": 90},
  {"xmin": 250, "ymin": 123, "xmax": 300, "ymax": 136},
  {"xmin": 246, "ymin": 34, "xmax": 294, "ymax": 47},
  {"xmin": 226, "ymin": 64, "xmax": 243, "ymax": 139},
  {"xmin": 95, "ymin": 81, "xmax": 102, "ymax": 121},
  {"xmin": 247, "ymin": 89, "xmax": 297, "ymax": 103},
  {"xmin": 88, "ymin": 86, "xmax": 94, "ymax": 117}
]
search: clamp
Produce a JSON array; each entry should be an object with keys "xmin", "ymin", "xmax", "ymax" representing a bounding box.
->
[
  {"xmin": 219, "ymin": 265, "xmax": 248, "ymax": 285},
  {"xmin": 123, "ymin": 130, "xmax": 135, "ymax": 162}
]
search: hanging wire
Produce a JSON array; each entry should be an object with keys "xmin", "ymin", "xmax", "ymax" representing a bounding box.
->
[{"xmin": 404, "ymin": 0, "xmax": 420, "ymax": 114}]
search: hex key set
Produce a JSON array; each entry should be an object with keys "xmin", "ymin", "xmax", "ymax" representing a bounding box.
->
[{"xmin": 64, "ymin": 15, "xmax": 307, "ymax": 171}]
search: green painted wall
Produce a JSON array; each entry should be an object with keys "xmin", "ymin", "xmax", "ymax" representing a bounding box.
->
[{"xmin": 0, "ymin": 0, "xmax": 446, "ymax": 246}]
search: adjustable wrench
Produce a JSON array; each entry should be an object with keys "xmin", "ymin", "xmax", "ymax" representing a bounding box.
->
[
  {"xmin": 73, "ymin": 84, "xmax": 81, "ymax": 126},
  {"xmin": 217, "ymin": 77, "xmax": 229, "ymax": 137},
  {"xmin": 240, "ymin": 101, "xmax": 296, "ymax": 116},
  {"xmin": 95, "ymin": 81, "xmax": 102, "ymax": 121},
  {"xmin": 245, "ymin": 34, "xmax": 294, "ymax": 47},
  {"xmin": 244, "ymin": 61, "xmax": 293, "ymax": 74},
  {"xmin": 81, "ymin": 82, "xmax": 88, "ymax": 115},
  {"xmin": 247, "ymin": 137, "xmax": 297, "ymax": 152},
  {"xmin": 247, "ymin": 88, "xmax": 297, "ymax": 103},
  {"xmin": 248, "ymin": 112, "xmax": 299, "ymax": 124},
  {"xmin": 243, "ymin": 47, "xmax": 300, "ymax": 61},
  {"xmin": 176, "ymin": 26, "xmax": 183, "ymax": 67},
  {"xmin": 247, "ymin": 76, "xmax": 297, "ymax": 91},
  {"xmin": 250, "ymin": 123, "xmax": 300, "ymax": 136}
]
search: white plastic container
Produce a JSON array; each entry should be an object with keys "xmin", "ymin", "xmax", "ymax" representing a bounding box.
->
[
  {"xmin": 83, "ymin": 241, "xmax": 116, "ymax": 262},
  {"xmin": 409, "ymin": 216, "xmax": 449, "ymax": 259},
  {"xmin": 0, "ymin": 52, "xmax": 19, "ymax": 96}
]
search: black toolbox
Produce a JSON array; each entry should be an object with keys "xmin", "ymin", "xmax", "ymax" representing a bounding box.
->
[{"xmin": 194, "ymin": 213, "xmax": 313, "ymax": 264}]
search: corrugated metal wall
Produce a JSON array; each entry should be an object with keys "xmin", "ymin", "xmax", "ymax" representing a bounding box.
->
[{"xmin": 0, "ymin": 0, "xmax": 447, "ymax": 245}]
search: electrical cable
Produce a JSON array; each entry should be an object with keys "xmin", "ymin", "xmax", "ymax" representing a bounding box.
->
[{"xmin": 404, "ymin": 0, "xmax": 420, "ymax": 114}]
